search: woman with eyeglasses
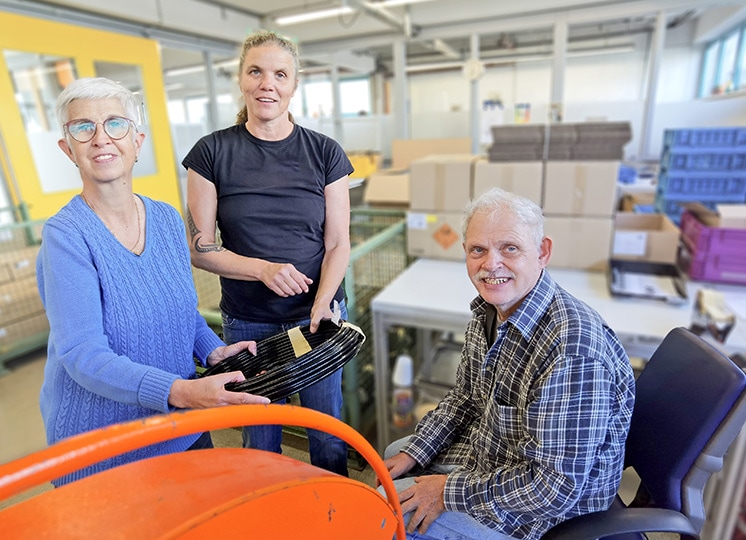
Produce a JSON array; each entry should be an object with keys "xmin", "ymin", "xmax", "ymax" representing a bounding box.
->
[{"xmin": 36, "ymin": 77, "xmax": 269, "ymax": 487}]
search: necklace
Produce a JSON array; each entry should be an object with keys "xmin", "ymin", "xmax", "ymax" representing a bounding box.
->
[{"xmin": 81, "ymin": 193, "xmax": 142, "ymax": 254}]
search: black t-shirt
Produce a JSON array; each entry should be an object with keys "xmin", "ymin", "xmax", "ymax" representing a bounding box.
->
[{"xmin": 183, "ymin": 123, "xmax": 353, "ymax": 322}]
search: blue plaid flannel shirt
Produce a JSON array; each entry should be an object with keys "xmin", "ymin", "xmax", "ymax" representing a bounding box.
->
[{"xmin": 402, "ymin": 270, "xmax": 636, "ymax": 540}]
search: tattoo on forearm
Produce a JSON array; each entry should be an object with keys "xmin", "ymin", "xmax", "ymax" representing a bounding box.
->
[
  {"xmin": 186, "ymin": 208, "xmax": 199, "ymax": 240},
  {"xmin": 186, "ymin": 206, "xmax": 224, "ymax": 253}
]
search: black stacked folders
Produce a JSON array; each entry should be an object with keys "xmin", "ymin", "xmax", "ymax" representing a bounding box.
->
[{"xmin": 201, "ymin": 319, "xmax": 366, "ymax": 402}]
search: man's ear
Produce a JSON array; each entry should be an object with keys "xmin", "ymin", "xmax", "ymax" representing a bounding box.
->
[{"xmin": 538, "ymin": 236, "xmax": 552, "ymax": 268}]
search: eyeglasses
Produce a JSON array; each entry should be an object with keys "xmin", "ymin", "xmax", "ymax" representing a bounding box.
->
[{"xmin": 63, "ymin": 116, "xmax": 136, "ymax": 143}]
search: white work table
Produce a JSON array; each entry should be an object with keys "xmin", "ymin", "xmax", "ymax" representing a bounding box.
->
[{"xmin": 371, "ymin": 258, "xmax": 746, "ymax": 452}]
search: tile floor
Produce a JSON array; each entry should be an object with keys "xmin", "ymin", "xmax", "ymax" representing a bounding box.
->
[{"xmin": 0, "ymin": 348, "xmax": 675, "ymax": 539}]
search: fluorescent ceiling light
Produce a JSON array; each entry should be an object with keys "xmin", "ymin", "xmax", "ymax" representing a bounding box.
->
[{"xmin": 276, "ymin": 6, "xmax": 355, "ymax": 26}]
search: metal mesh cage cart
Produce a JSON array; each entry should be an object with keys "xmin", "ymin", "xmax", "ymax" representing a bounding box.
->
[{"xmin": 344, "ymin": 208, "xmax": 413, "ymax": 438}]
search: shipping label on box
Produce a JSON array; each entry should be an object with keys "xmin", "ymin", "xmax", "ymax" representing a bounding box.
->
[
  {"xmin": 472, "ymin": 160, "xmax": 543, "ymax": 205},
  {"xmin": 545, "ymin": 216, "xmax": 613, "ymax": 272},
  {"xmin": 409, "ymin": 155, "xmax": 479, "ymax": 213},
  {"xmin": 612, "ymin": 213, "xmax": 680, "ymax": 264},
  {"xmin": 543, "ymin": 161, "xmax": 619, "ymax": 217},
  {"xmin": 407, "ymin": 212, "xmax": 465, "ymax": 261}
]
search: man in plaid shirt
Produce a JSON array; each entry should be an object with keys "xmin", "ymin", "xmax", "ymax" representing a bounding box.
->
[{"xmin": 383, "ymin": 188, "xmax": 636, "ymax": 540}]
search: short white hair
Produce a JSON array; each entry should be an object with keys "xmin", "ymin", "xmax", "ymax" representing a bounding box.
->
[
  {"xmin": 463, "ymin": 188, "xmax": 545, "ymax": 249},
  {"xmin": 56, "ymin": 77, "xmax": 140, "ymax": 129}
]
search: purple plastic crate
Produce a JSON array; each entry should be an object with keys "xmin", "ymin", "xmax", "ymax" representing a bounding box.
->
[
  {"xmin": 663, "ymin": 128, "xmax": 746, "ymax": 148},
  {"xmin": 681, "ymin": 249, "xmax": 746, "ymax": 284},
  {"xmin": 680, "ymin": 208, "xmax": 746, "ymax": 255}
]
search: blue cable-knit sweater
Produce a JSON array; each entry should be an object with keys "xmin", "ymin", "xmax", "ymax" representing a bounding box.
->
[{"xmin": 37, "ymin": 194, "xmax": 224, "ymax": 486}]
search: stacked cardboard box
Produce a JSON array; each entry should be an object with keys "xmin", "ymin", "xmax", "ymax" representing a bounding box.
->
[
  {"xmin": 407, "ymin": 155, "xmax": 479, "ymax": 261},
  {"xmin": 487, "ymin": 122, "xmax": 631, "ymax": 162},
  {"xmin": 544, "ymin": 161, "xmax": 620, "ymax": 271},
  {"xmin": 403, "ymin": 124, "xmax": 636, "ymax": 270},
  {"xmin": 487, "ymin": 125, "xmax": 545, "ymax": 162},
  {"xmin": 612, "ymin": 213, "xmax": 680, "ymax": 265},
  {"xmin": 363, "ymin": 138, "xmax": 472, "ymax": 207},
  {"xmin": 0, "ymin": 244, "xmax": 48, "ymax": 356},
  {"xmin": 473, "ymin": 159, "xmax": 542, "ymax": 206},
  {"xmin": 547, "ymin": 122, "xmax": 632, "ymax": 161},
  {"xmin": 483, "ymin": 123, "xmax": 631, "ymax": 271}
]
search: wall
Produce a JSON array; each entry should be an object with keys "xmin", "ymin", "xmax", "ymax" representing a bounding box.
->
[{"xmin": 372, "ymin": 22, "xmax": 746, "ymax": 162}]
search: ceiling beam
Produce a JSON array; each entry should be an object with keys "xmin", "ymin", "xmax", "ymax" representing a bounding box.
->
[{"xmin": 303, "ymin": 50, "xmax": 376, "ymax": 74}]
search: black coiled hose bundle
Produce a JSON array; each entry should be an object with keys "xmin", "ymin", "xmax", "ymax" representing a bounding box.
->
[{"xmin": 200, "ymin": 319, "xmax": 366, "ymax": 403}]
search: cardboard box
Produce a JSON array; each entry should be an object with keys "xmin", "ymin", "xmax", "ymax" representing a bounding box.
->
[
  {"xmin": 714, "ymin": 204, "xmax": 746, "ymax": 229},
  {"xmin": 543, "ymin": 161, "xmax": 619, "ymax": 217},
  {"xmin": 619, "ymin": 191, "xmax": 656, "ymax": 212},
  {"xmin": 407, "ymin": 211, "xmax": 465, "ymax": 261},
  {"xmin": 391, "ymin": 138, "xmax": 472, "ymax": 170},
  {"xmin": 612, "ymin": 213, "xmax": 680, "ymax": 264},
  {"xmin": 0, "ymin": 312, "xmax": 49, "ymax": 354},
  {"xmin": 545, "ymin": 216, "xmax": 613, "ymax": 272},
  {"xmin": 0, "ymin": 276, "xmax": 44, "ymax": 325},
  {"xmin": 409, "ymin": 154, "xmax": 479, "ymax": 212},
  {"xmin": 0, "ymin": 245, "xmax": 40, "ymax": 284},
  {"xmin": 363, "ymin": 170, "xmax": 410, "ymax": 207},
  {"xmin": 472, "ymin": 160, "xmax": 542, "ymax": 206}
]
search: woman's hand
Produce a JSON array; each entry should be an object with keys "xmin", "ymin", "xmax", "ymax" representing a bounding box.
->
[
  {"xmin": 261, "ymin": 261, "xmax": 313, "ymax": 297},
  {"xmin": 207, "ymin": 340, "xmax": 257, "ymax": 367},
  {"xmin": 168, "ymin": 371, "xmax": 270, "ymax": 409}
]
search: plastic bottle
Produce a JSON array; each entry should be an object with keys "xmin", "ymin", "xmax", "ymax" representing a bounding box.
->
[{"xmin": 392, "ymin": 354, "xmax": 414, "ymax": 429}]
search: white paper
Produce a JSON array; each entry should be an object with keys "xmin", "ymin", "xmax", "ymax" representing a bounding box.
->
[
  {"xmin": 613, "ymin": 231, "xmax": 648, "ymax": 257},
  {"xmin": 614, "ymin": 271, "xmax": 680, "ymax": 298}
]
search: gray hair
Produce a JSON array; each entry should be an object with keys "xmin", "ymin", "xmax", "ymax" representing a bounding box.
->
[
  {"xmin": 463, "ymin": 188, "xmax": 545, "ymax": 249},
  {"xmin": 56, "ymin": 77, "xmax": 140, "ymax": 130}
]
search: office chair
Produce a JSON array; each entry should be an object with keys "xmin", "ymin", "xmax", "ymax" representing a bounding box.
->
[
  {"xmin": 0, "ymin": 405, "xmax": 406, "ymax": 539},
  {"xmin": 542, "ymin": 326, "xmax": 746, "ymax": 540}
]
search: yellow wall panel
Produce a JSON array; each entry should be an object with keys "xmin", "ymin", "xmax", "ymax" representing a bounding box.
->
[{"xmin": 0, "ymin": 11, "xmax": 182, "ymax": 220}]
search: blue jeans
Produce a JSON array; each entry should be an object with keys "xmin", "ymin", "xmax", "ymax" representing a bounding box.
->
[
  {"xmin": 381, "ymin": 437, "xmax": 518, "ymax": 540},
  {"xmin": 187, "ymin": 431, "xmax": 214, "ymax": 450},
  {"xmin": 222, "ymin": 301, "xmax": 349, "ymax": 477}
]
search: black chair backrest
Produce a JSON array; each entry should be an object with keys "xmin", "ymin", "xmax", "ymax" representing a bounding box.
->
[{"xmin": 625, "ymin": 327, "xmax": 746, "ymax": 530}]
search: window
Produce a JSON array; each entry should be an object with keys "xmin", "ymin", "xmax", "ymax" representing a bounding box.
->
[
  {"xmin": 301, "ymin": 78, "xmax": 371, "ymax": 118},
  {"xmin": 716, "ymin": 30, "xmax": 740, "ymax": 93},
  {"xmin": 699, "ymin": 22, "xmax": 746, "ymax": 97}
]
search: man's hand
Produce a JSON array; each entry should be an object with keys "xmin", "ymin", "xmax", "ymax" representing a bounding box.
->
[
  {"xmin": 379, "ymin": 452, "xmax": 417, "ymax": 486},
  {"xmin": 399, "ymin": 474, "xmax": 448, "ymax": 535}
]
